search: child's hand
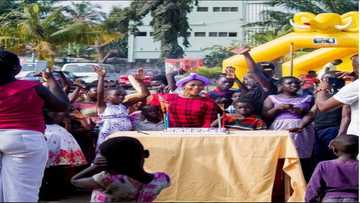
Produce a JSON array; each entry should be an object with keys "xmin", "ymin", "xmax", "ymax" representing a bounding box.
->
[
  {"xmin": 288, "ymin": 127, "xmax": 303, "ymax": 133},
  {"xmin": 276, "ymin": 104, "xmax": 293, "ymax": 111},
  {"xmin": 94, "ymin": 66, "xmax": 106, "ymax": 78}
]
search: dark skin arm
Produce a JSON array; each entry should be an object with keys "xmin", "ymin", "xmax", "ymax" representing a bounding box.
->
[
  {"xmin": 315, "ymin": 80, "xmax": 343, "ymax": 112},
  {"xmin": 288, "ymin": 105, "xmax": 317, "ymax": 133},
  {"xmin": 71, "ymin": 156, "xmax": 107, "ymax": 190},
  {"xmin": 224, "ymin": 66, "xmax": 248, "ymax": 92},
  {"xmin": 337, "ymin": 105, "xmax": 351, "ymax": 136},
  {"xmin": 241, "ymin": 47, "xmax": 273, "ymax": 91},
  {"xmin": 35, "ymin": 72, "xmax": 70, "ymax": 112},
  {"xmin": 95, "ymin": 67, "xmax": 106, "ymax": 114},
  {"xmin": 123, "ymin": 69, "xmax": 150, "ymax": 106}
]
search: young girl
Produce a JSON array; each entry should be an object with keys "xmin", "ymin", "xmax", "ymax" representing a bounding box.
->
[
  {"xmin": 305, "ymin": 135, "xmax": 358, "ymax": 202},
  {"xmin": 225, "ymin": 91, "xmax": 242, "ymax": 114},
  {"xmin": 263, "ymin": 76, "xmax": 315, "ymax": 181},
  {"xmin": 95, "ymin": 67, "xmax": 149, "ymax": 148},
  {"xmin": 71, "ymin": 136, "xmax": 170, "ymax": 202},
  {"xmin": 212, "ymin": 97, "xmax": 267, "ymax": 130}
]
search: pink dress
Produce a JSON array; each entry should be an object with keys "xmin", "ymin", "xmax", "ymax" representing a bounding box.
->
[{"xmin": 91, "ymin": 172, "xmax": 170, "ymax": 202}]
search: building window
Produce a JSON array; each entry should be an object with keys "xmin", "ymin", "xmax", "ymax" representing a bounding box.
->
[
  {"xmin": 135, "ymin": 32, "xmax": 147, "ymax": 37},
  {"xmin": 197, "ymin": 7, "xmax": 208, "ymax": 12},
  {"xmin": 229, "ymin": 32, "xmax": 237, "ymax": 37},
  {"xmin": 213, "ymin": 7, "xmax": 220, "ymax": 12},
  {"xmin": 194, "ymin": 32, "xmax": 206, "ymax": 37},
  {"xmin": 209, "ymin": 32, "xmax": 218, "ymax": 37},
  {"xmin": 221, "ymin": 7, "xmax": 230, "ymax": 12},
  {"xmin": 219, "ymin": 32, "xmax": 228, "ymax": 37},
  {"xmin": 230, "ymin": 7, "xmax": 239, "ymax": 12}
]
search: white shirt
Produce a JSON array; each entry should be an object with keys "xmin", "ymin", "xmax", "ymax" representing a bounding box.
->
[{"xmin": 333, "ymin": 80, "xmax": 359, "ymax": 135}]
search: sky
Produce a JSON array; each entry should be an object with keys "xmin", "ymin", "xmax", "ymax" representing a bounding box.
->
[{"xmin": 56, "ymin": 1, "xmax": 131, "ymax": 13}]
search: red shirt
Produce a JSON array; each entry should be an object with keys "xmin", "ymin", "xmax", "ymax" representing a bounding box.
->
[
  {"xmin": 149, "ymin": 94, "xmax": 222, "ymax": 128},
  {"xmin": 0, "ymin": 80, "xmax": 45, "ymax": 133},
  {"xmin": 222, "ymin": 114, "xmax": 267, "ymax": 130}
]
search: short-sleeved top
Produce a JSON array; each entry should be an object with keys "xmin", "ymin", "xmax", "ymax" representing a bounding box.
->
[
  {"xmin": 305, "ymin": 159, "xmax": 358, "ymax": 202},
  {"xmin": 333, "ymin": 80, "xmax": 359, "ymax": 135},
  {"xmin": 222, "ymin": 114, "xmax": 267, "ymax": 130},
  {"xmin": 0, "ymin": 80, "xmax": 45, "ymax": 133},
  {"xmin": 149, "ymin": 94, "xmax": 222, "ymax": 128},
  {"xmin": 91, "ymin": 171, "xmax": 170, "ymax": 202}
]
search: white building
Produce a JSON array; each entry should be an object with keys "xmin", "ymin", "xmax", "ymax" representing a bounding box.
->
[{"xmin": 128, "ymin": 0, "xmax": 270, "ymax": 61}]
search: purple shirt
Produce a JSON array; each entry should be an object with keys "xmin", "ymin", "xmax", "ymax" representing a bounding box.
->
[{"xmin": 305, "ymin": 159, "xmax": 358, "ymax": 202}]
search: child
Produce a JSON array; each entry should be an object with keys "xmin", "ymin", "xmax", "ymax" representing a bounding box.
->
[
  {"xmin": 225, "ymin": 91, "xmax": 241, "ymax": 114},
  {"xmin": 305, "ymin": 135, "xmax": 358, "ymax": 202},
  {"xmin": 71, "ymin": 137, "xmax": 170, "ymax": 202},
  {"xmin": 132, "ymin": 105, "xmax": 164, "ymax": 131},
  {"xmin": 95, "ymin": 67, "xmax": 149, "ymax": 148},
  {"xmin": 212, "ymin": 97, "xmax": 267, "ymax": 130}
]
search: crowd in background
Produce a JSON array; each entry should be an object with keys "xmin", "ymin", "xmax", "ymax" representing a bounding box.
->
[{"xmin": 0, "ymin": 48, "xmax": 358, "ymax": 202}]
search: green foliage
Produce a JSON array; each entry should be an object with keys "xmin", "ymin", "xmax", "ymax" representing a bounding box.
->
[
  {"xmin": 195, "ymin": 66, "xmax": 223, "ymax": 78},
  {"xmin": 130, "ymin": 0, "xmax": 197, "ymax": 59},
  {"xmin": 203, "ymin": 45, "xmax": 237, "ymax": 68}
]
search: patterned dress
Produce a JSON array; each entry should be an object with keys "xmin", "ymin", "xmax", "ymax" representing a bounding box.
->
[
  {"xmin": 97, "ymin": 103, "xmax": 133, "ymax": 148},
  {"xmin": 268, "ymin": 94, "xmax": 315, "ymax": 158},
  {"xmin": 45, "ymin": 124, "xmax": 87, "ymax": 167},
  {"xmin": 91, "ymin": 172, "xmax": 170, "ymax": 202},
  {"xmin": 149, "ymin": 94, "xmax": 222, "ymax": 128}
]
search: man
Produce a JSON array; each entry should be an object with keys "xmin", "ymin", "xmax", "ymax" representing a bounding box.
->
[{"xmin": 316, "ymin": 54, "xmax": 358, "ymax": 135}]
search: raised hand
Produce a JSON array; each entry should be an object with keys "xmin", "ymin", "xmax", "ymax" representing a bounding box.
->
[
  {"xmin": 41, "ymin": 71, "xmax": 54, "ymax": 82},
  {"xmin": 237, "ymin": 46, "xmax": 251, "ymax": 55},
  {"xmin": 225, "ymin": 66, "xmax": 236, "ymax": 79},
  {"xmin": 94, "ymin": 66, "xmax": 106, "ymax": 78}
]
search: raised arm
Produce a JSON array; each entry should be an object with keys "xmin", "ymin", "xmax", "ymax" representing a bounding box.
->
[
  {"xmin": 123, "ymin": 68, "xmax": 150, "ymax": 106},
  {"xmin": 241, "ymin": 47, "xmax": 273, "ymax": 91},
  {"xmin": 95, "ymin": 66, "xmax": 107, "ymax": 114},
  {"xmin": 35, "ymin": 72, "xmax": 70, "ymax": 112}
]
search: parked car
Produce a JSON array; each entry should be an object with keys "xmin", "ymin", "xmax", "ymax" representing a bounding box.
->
[
  {"xmin": 118, "ymin": 68, "xmax": 163, "ymax": 88},
  {"xmin": 62, "ymin": 63, "xmax": 119, "ymax": 83}
]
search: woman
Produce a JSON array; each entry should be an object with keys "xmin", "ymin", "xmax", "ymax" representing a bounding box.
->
[
  {"xmin": 0, "ymin": 50, "xmax": 69, "ymax": 201},
  {"xmin": 149, "ymin": 73, "xmax": 221, "ymax": 127},
  {"xmin": 263, "ymin": 76, "xmax": 315, "ymax": 181}
]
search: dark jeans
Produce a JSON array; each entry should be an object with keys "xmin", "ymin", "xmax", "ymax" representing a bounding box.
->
[{"xmin": 313, "ymin": 127, "xmax": 338, "ymax": 165}]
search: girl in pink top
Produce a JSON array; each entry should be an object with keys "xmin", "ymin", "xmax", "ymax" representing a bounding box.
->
[
  {"xmin": 71, "ymin": 137, "xmax": 170, "ymax": 202},
  {"xmin": 0, "ymin": 50, "xmax": 69, "ymax": 202}
]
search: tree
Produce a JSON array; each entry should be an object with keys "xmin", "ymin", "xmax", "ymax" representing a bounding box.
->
[
  {"xmin": 131, "ymin": 0, "xmax": 197, "ymax": 59},
  {"xmin": 244, "ymin": 0, "xmax": 358, "ymax": 45}
]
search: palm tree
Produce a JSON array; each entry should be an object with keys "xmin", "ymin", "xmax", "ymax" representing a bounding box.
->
[
  {"xmin": 245, "ymin": 0, "xmax": 358, "ymax": 45},
  {"xmin": 57, "ymin": 2, "xmax": 122, "ymax": 61}
]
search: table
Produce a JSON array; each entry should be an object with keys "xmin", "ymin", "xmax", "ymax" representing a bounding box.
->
[{"xmin": 109, "ymin": 130, "xmax": 307, "ymax": 202}]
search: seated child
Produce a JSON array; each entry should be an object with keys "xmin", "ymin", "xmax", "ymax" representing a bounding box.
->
[
  {"xmin": 212, "ymin": 97, "xmax": 267, "ymax": 130},
  {"xmin": 132, "ymin": 105, "xmax": 164, "ymax": 131},
  {"xmin": 225, "ymin": 91, "xmax": 241, "ymax": 114},
  {"xmin": 305, "ymin": 135, "xmax": 358, "ymax": 202},
  {"xmin": 71, "ymin": 137, "xmax": 170, "ymax": 202}
]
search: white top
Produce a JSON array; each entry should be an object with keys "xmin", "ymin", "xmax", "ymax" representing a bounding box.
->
[{"xmin": 333, "ymin": 80, "xmax": 359, "ymax": 135}]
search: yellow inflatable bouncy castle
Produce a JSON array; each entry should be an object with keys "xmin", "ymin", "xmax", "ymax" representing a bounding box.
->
[{"xmin": 223, "ymin": 11, "xmax": 358, "ymax": 78}]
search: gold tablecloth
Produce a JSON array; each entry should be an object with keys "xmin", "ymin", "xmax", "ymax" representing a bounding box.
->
[{"xmin": 109, "ymin": 130, "xmax": 306, "ymax": 202}]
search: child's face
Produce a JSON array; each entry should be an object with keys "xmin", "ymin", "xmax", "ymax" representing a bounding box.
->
[
  {"xmin": 106, "ymin": 89, "xmax": 126, "ymax": 105},
  {"xmin": 143, "ymin": 107, "xmax": 162, "ymax": 122},
  {"xmin": 216, "ymin": 76, "xmax": 234, "ymax": 91},
  {"xmin": 234, "ymin": 102, "xmax": 253, "ymax": 116},
  {"xmin": 231, "ymin": 92, "xmax": 241, "ymax": 101}
]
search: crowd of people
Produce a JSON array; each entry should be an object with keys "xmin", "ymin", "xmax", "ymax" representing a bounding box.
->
[{"xmin": 0, "ymin": 48, "xmax": 358, "ymax": 202}]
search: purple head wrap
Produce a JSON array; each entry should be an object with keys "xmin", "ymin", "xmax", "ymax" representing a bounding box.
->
[{"xmin": 176, "ymin": 73, "xmax": 211, "ymax": 87}]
